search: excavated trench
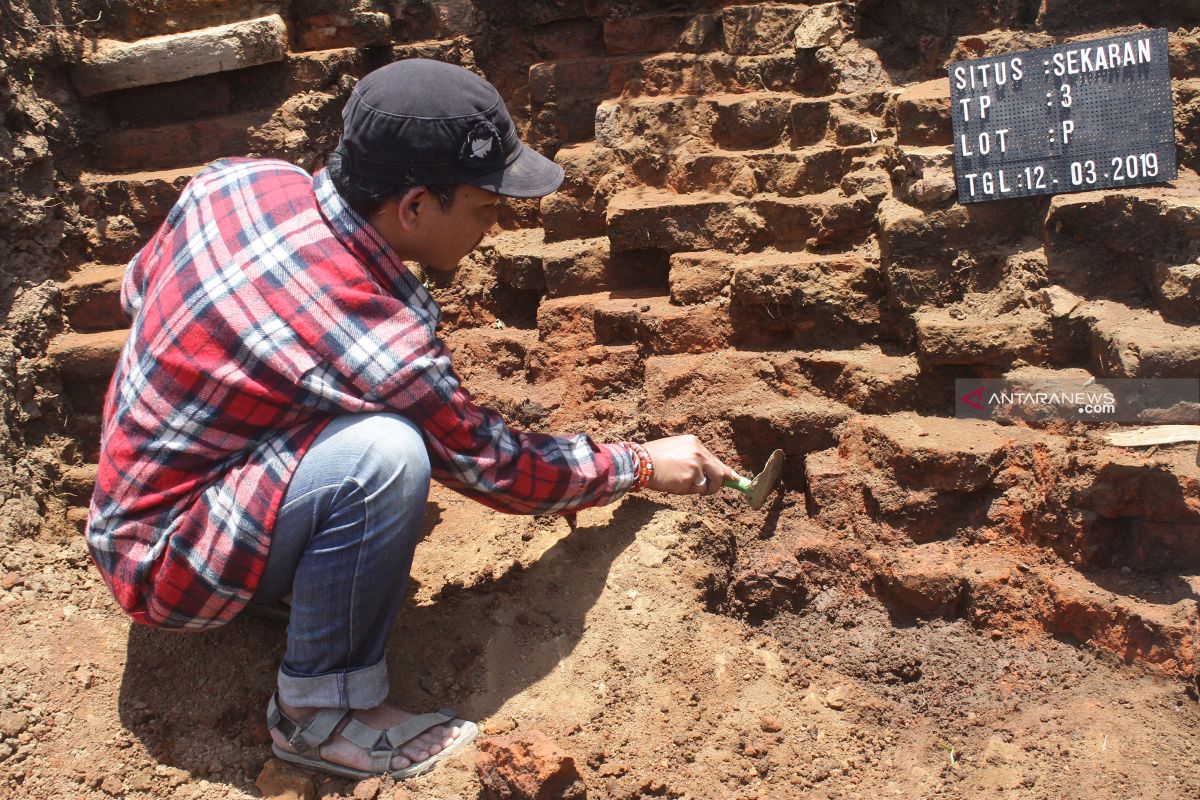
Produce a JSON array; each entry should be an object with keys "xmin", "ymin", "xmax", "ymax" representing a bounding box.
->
[{"xmin": 2, "ymin": 1, "xmax": 1200, "ymax": 798}]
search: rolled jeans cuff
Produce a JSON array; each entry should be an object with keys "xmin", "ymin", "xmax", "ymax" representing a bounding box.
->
[{"xmin": 277, "ymin": 657, "xmax": 389, "ymax": 710}]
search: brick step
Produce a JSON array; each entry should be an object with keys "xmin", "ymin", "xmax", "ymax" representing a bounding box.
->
[
  {"xmin": 543, "ymin": 139, "xmax": 883, "ymax": 242},
  {"xmin": 720, "ymin": 3, "xmax": 818, "ymax": 56},
  {"xmin": 61, "ymin": 464, "xmax": 98, "ymax": 507},
  {"xmin": 601, "ymin": 11, "xmax": 721, "ymax": 56},
  {"xmin": 294, "ymin": 10, "xmax": 390, "ymax": 51},
  {"xmin": 71, "ymin": 14, "xmax": 287, "ymax": 97},
  {"xmin": 605, "ymin": 186, "xmax": 879, "ymax": 253},
  {"xmin": 1030, "ymin": 563, "xmax": 1197, "ymax": 679},
  {"xmin": 529, "ymin": 51, "xmax": 807, "ymax": 147},
  {"xmin": 61, "ymin": 264, "xmax": 127, "ymax": 332},
  {"xmin": 91, "ymin": 108, "xmax": 275, "ymax": 173},
  {"xmin": 806, "ymin": 412, "xmax": 1200, "ymax": 567},
  {"xmin": 914, "ymin": 298, "xmax": 1087, "ymax": 370},
  {"xmin": 1081, "ymin": 299, "xmax": 1200, "ymax": 378},
  {"xmin": 47, "ymin": 329, "xmax": 127, "ymax": 413},
  {"xmin": 890, "ymin": 78, "xmax": 952, "ymax": 146},
  {"xmin": 668, "ymin": 142, "xmax": 884, "ymax": 197},
  {"xmin": 594, "ymin": 90, "xmax": 889, "ymax": 151},
  {"xmin": 731, "ymin": 532, "xmax": 1197, "ymax": 679},
  {"xmin": 537, "ymin": 291, "xmax": 732, "ymax": 358},
  {"xmin": 78, "ymin": 165, "xmax": 199, "ymax": 263},
  {"xmin": 1045, "ymin": 170, "xmax": 1200, "ymax": 324}
]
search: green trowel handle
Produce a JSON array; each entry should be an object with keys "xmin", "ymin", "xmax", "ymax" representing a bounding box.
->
[{"xmin": 724, "ymin": 476, "xmax": 752, "ymax": 493}]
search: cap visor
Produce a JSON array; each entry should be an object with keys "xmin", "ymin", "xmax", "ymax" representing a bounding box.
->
[{"xmin": 467, "ymin": 143, "xmax": 564, "ymax": 198}]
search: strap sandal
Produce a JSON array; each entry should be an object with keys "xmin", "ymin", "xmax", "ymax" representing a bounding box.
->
[{"xmin": 266, "ymin": 693, "xmax": 479, "ymax": 781}]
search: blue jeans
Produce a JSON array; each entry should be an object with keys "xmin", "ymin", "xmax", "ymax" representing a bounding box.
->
[{"xmin": 253, "ymin": 412, "xmax": 431, "ymax": 710}]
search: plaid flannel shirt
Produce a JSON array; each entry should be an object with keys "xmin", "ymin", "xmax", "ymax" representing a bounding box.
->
[{"xmin": 86, "ymin": 158, "xmax": 638, "ymax": 630}]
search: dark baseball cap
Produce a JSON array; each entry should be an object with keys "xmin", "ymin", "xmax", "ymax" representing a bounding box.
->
[{"xmin": 331, "ymin": 59, "xmax": 563, "ymax": 198}]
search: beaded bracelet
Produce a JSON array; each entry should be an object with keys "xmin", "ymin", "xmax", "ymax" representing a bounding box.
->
[{"xmin": 628, "ymin": 442, "xmax": 654, "ymax": 491}]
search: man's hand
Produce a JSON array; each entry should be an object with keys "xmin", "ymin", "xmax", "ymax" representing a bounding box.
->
[{"xmin": 642, "ymin": 435, "xmax": 737, "ymax": 496}]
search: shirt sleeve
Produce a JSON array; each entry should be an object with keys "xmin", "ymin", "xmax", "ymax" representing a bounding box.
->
[{"xmin": 285, "ymin": 271, "xmax": 640, "ymax": 515}]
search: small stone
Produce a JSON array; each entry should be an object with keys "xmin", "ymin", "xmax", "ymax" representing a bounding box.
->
[
  {"xmin": 99, "ymin": 776, "xmax": 123, "ymax": 795},
  {"xmin": 353, "ymin": 776, "xmax": 382, "ymax": 799},
  {"xmin": 1, "ymin": 572, "xmax": 21, "ymax": 590},
  {"xmin": 256, "ymin": 758, "xmax": 317, "ymax": 800},
  {"xmin": 759, "ymin": 715, "xmax": 783, "ymax": 733},
  {"xmin": 63, "ymin": 604, "xmax": 79, "ymax": 619},
  {"xmin": 476, "ymin": 729, "xmax": 587, "ymax": 799},
  {"xmin": 482, "ymin": 715, "xmax": 518, "ymax": 735},
  {"xmin": 0, "ymin": 711, "xmax": 27, "ymax": 738},
  {"xmin": 128, "ymin": 773, "xmax": 154, "ymax": 792}
]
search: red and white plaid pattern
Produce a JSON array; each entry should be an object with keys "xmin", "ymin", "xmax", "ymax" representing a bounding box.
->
[{"xmin": 87, "ymin": 158, "xmax": 637, "ymax": 630}]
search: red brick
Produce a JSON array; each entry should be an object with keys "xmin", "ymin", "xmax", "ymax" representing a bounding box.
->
[
  {"xmin": 62, "ymin": 264, "xmax": 127, "ymax": 332},
  {"xmin": 476, "ymin": 730, "xmax": 586, "ymax": 800}
]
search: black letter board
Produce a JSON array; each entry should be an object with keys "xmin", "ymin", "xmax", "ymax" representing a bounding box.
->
[{"xmin": 949, "ymin": 29, "xmax": 1176, "ymax": 204}]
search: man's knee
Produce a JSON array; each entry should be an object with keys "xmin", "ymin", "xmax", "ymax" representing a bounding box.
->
[{"xmin": 324, "ymin": 413, "xmax": 431, "ymax": 498}]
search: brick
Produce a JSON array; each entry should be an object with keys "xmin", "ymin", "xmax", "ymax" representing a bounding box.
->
[
  {"xmin": 793, "ymin": 3, "xmax": 848, "ymax": 49},
  {"xmin": 1037, "ymin": 565, "xmax": 1196, "ymax": 677},
  {"xmin": 915, "ymin": 306, "xmax": 1055, "ymax": 368},
  {"xmin": 480, "ymin": 229, "xmax": 546, "ymax": 292},
  {"xmin": 61, "ymin": 464, "xmax": 99, "ymax": 507},
  {"xmin": 284, "ymin": 47, "xmax": 370, "ymax": 94},
  {"xmin": 62, "ymin": 264, "xmax": 127, "ymax": 332},
  {"xmin": 730, "ymin": 392, "xmax": 852, "ymax": 457},
  {"xmin": 730, "ymin": 251, "xmax": 882, "ymax": 344},
  {"xmin": 721, "ymin": 4, "xmax": 809, "ymax": 55},
  {"xmin": 602, "ymin": 13, "xmax": 718, "ymax": 55},
  {"xmin": 642, "ymin": 350, "xmax": 777, "ymax": 420},
  {"xmin": 708, "ymin": 92, "xmax": 797, "ymax": 148},
  {"xmin": 893, "ymin": 79, "xmax": 951, "ymax": 145},
  {"xmin": 879, "ymin": 544, "xmax": 967, "ymax": 619},
  {"xmin": 391, "ymin": 37, "xmax": 477, "ymax": 69},
  {"xmin": 731, "ymin": 547, "xmax": 806, "ymax": 620},
  {"xmin": 72, "ymin": 15, "xmax": 287, "ymax": 97},
  {"xmin": 80, "ymin": 166, "xmax": 196, "ymax": 238},
  {"xmin": 1086, "ymin": 300, "xmax": 1200, "ymax": 378},
  {"xmin": 753, "ymin": 190, "xmax": 878, "ymax": 248},
  {"xmin": 95, "ymin": 108, "xmax": 274, "ymax": 172},
  {"xmin": 543, "ymin": 237, "xmax": 613, "ymax": 297},
  {"xmin": 1044, "ymin": 170, "xmax": 1200, "ymax": 303},
  {"xmin": 476, "ymin": 729, "xmax": 587, "ymax": 800},
  {"xmin": 852, "ymin": 413, "xmax": 1035, "ymax": 493},
  {"xmin": 772, "ymin": 348, "xmax": 922, "ymax": 414},
  {"xmin": 1154, "ymin": 262, "xmax": 1200, "ymax": 324},
  {"xmin": 606, "ymin": 189, "xmax": 767, "ymax": 253},
  {"xmin": 296, "ymin": 11, "xmax": 391, "ymax": 50},
  {"xmin": 48, "ymin": 330, "xmax": 128, "ymax": 412},
  {"xmin": 887, "ymin": 144, "xmax": 955, "ymax": 206},
  {"xmin": 443, "ymin": 327, "xmax": 537, "ymax": 383},
  {"xmin": 668, "ymin": 251, "xmax": 732, "ymax": 305},
  {"xmin": 594, "ymin": 295, "xmax": 732, "ymax": 355},
  {"xmin": 671, "ymin": 144, "xmax": 873, "ymax": 197}
]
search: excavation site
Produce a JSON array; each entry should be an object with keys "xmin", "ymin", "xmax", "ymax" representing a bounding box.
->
[{"xmin": 1, "ymin": 1, "xmax": 1198, "ymax": 798}]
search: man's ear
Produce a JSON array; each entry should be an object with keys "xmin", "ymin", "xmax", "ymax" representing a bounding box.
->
[{"xmin": 393, "ymin": 186, "xmax": 428, "ymax": 232}]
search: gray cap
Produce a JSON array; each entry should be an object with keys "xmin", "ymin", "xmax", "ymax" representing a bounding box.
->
[{"xmin": 332, "ymin": 59, "xmax": 564, "ymax": 198}]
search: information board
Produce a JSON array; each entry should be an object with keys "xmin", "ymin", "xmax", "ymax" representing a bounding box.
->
[{"xmin": 948, "ymin": 29, "xmax": 1176, "ymax": 204}]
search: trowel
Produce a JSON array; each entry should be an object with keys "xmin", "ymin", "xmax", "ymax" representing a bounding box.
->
[{"xmin": 723, "ymin": 449, "xmax": 785, "ymax": 509}]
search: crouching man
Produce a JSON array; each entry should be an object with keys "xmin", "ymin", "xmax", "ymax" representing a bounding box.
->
[{"xmin": 85, "ymin": 59, "xmax": 735, "ymax": 781}]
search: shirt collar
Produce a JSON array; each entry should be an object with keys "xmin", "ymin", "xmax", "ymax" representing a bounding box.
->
[{"xmin": 312, "ymin": 168, "xmax": 437, "ymax": 313}]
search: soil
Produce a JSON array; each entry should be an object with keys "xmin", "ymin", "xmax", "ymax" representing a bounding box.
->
[{"xmin": 2, "ymin": 481, "xmax": 1198, "ymax": 800}]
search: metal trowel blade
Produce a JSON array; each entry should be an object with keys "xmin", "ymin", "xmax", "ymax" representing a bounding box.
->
[{"xmin": 745, "ymin": 449, "xmax": 785, "ymax": 509}]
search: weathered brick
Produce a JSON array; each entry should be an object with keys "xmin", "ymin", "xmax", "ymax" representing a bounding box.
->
[
  {"xmin": 721, "ymin": 3, "xmax": 809, "ymax": 55},
  {"xmin": 95, "ymin": 109, "xmax": 274, "ymax": 172},
  {"xmin": 62, "ymin": 264, "xmax": 127, "ymax": 333},
  {"xmin": 915, "ymin": 307, "xmax": 1055, "ymax": 368},
  {"xmin": 543, "ymin": 237, "xmax": 613, "ymax": 297},
  {"xmin": 73, "ymin": 15, "xmax": 287, "ymax": 97},
  {"xmin": 893, "ymin": 79, "xmax": 951, "ymax": 145},
  {"xmin": 606, "ymin": 189, "xmax": 767, "ymax": 253},
  {"xmin": 296, "ymin": 11, "xmax": 391, "ymax": 50},
  {"xmin": 602, "ymin": 13, "xmax": 718, "ymax": 56},
  {"xmin": 1044, "ymin": 170, "xmax": 1200, "ymax": 305},
  {"xmin": 594, "ymin": 295, "xmax": 732, "ymax": 355},
  {"xmin": 1086, "ymin": 300, "xmax": 1200, "ymax": 378},
  {"xmin": 48, "ymin": 330, "xmax": 128, "ymax": 412},
  {"xmin": 730, "ymin": 251, "xmax": 882, "ymax": 345},
  {"xmin": 668, "ymin": 251, "xmax": 732, "ymax": 305},
  {"xmin": 878, "ymin": 544, "xmax": 967, "ymax": 619}
]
